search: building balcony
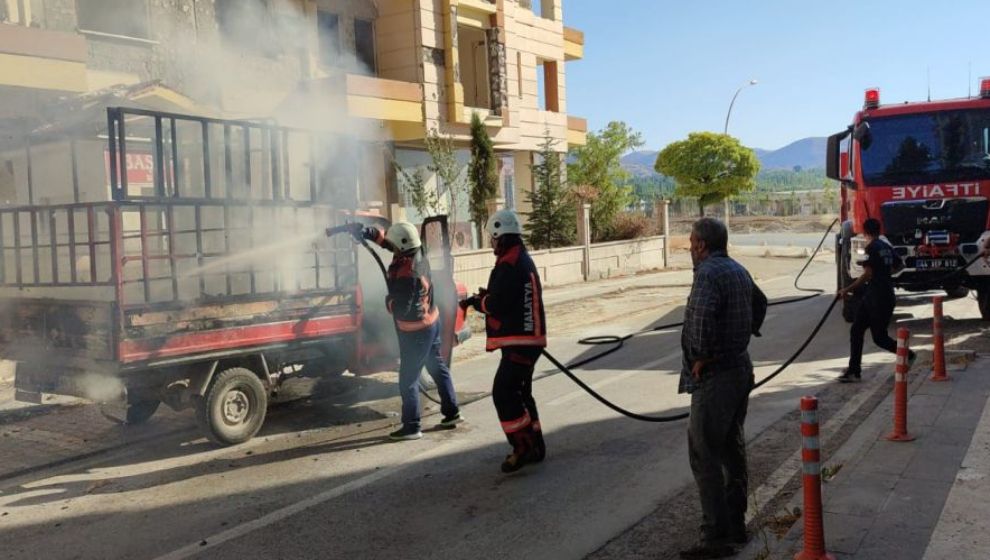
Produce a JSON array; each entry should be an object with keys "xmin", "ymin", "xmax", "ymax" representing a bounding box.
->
[
  {"xmin": 567, "ymin": 116, "xmax": 587, "ymax": 147},
  {"xmin": 564, "ymin": 26, "xmax": 584, "ymax": 61},
  {"xmin": 0, "ymin": 24, "xmax": 87, "ymax": 92}
]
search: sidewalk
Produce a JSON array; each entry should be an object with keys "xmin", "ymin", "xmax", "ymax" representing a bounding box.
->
[{"xmin": 758, "ymin": 353, "xmax": 989, "ymax": 560}]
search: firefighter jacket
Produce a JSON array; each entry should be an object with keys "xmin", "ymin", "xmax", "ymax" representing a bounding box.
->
[
  {"xmin": 480, "ymin": 235, "xmax": 547, "ymax": 351},
  {"xmin": 369, "ymin": 227, "xmax": 439, "ymax": 332}
]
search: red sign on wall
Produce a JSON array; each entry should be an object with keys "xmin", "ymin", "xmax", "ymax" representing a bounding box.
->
[{"xmin": 105, "ymin": 151, "xmax": 155, "ymax": 190}]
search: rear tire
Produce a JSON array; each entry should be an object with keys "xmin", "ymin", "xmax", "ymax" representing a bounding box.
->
[
  {"xmin": 944, "ymin": 286, "xmax": 969, "ymax": 299},
  {"xmin": 125, "ymin": 399, "xmax": 160, "ymax": 425},
  {"xmin": 195, "ymin": 367, "xmax": 268, "ymax": 446}
]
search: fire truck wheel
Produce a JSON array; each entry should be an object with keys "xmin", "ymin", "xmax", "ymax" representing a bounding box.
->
[
  {"xmin": 125, "ymin": 399, "xmax": 161, "ymax": 425},
  {"xmin": 196, "ymin": 367, "xmax": 268, "ymax": 446},
  {"xmin": 944, "ymin": 286, "xmax": 969, "ymax": 299}
]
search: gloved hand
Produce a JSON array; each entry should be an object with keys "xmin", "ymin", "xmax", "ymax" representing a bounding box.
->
[{"xmin": 360, "ymin": 226, "xmax": 379, "ymax": 242}]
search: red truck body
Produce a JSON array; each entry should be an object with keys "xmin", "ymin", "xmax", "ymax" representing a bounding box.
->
[
  {"xmin": 826, "ymin": 84, "xmax": 990, "ymax": 319},
  {"xmin": 0, "ymin": 107, "xmax": 469, "ymax": 444}
]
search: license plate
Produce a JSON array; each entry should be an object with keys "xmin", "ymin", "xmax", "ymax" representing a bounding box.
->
[{"xmin": 915, "ymin": 258, "xmax": 957, "ymax": 270}]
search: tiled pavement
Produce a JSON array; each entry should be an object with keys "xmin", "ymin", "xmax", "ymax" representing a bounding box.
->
[{"xmin": 764, "ymin": 355, "xmax": 989, "ymax": 559}]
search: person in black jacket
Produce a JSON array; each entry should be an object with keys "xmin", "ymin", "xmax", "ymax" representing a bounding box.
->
[
  {"xmin": 836, "ymin": 218, "xmax": 915, "ymax": 383},
  {"xmin": 357, "ymin": 221, "xmax": 462, "ymax": 441},
  {"xmin": 463, "ymin": 209, "xmax": 547, "ymax": 473}
]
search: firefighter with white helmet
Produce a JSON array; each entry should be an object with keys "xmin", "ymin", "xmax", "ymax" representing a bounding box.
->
[
  {"xmin": 357, "ymin": 221, "xmax": 462, "ymax": 440},
  {"xmin": 462, "ymin": 209, "xmax": 548, "ymax": 473}
]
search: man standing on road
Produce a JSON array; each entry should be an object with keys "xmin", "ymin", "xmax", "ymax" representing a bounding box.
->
[
  {"xmin": 462, "ymin": 209, "xmax": 547, "ymax": 474},
  {"xmin": 836, "ymin": 218, "xmax": 915, "ymax": 382},
  {"xmin": 679, "ymin": 218, "xmax": 756, "ymax": 560},
  {"xmin": 357, "ymin": 222, "xmax": 462, "ymax": 441}
]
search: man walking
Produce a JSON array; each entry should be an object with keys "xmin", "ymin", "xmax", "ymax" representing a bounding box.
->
[
  {"xmin": 837, "ymin": 218, "xmax": 914, "ymax": 382},
  {"xmin": 357, "ymin": 222, "xmax": 462, "ymax": 441},
  {"xmin": 679, "ymin": 218, "xmax": 756, "ymax": 560}
]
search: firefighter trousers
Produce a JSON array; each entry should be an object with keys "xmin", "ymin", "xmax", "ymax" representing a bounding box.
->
[{"xmin": 492, "ymin": 346, "xmax": 543, "ymax": 441}]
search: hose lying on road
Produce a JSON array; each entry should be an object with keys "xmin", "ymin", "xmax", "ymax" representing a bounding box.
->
[{"xmin": 539, "ymin": 219, "xmax": 841, "ymax": 423}]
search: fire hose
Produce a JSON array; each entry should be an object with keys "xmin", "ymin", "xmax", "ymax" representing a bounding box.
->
[{"xmin": 330, "ymin": 220, "xmax": 984, "ymax": 423}]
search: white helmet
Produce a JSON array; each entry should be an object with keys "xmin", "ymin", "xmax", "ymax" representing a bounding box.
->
[
  {"xmin": 486, "ymin": 209, "xmax": 522, "ymax": 239},
  {"xmin": 386, "ymin": 221, "xmax": 421, "ymax": 252}
]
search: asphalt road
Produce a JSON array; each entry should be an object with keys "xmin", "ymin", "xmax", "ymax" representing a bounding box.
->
[{"xmin": 0, "ymin": 256, "xmax": 971, "ymax": 560}]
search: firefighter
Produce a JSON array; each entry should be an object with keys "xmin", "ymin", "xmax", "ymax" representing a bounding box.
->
[
  {"xmin": 462, "ymin": 209, "xmax": 547, "ymax": 473},
  {"xmin": 836, "ymin": 218, "xmax": 915, "ymax": 382},
  {"xmin": 356, "ymin": 222, "xmax": 462, "ymax": 441}
]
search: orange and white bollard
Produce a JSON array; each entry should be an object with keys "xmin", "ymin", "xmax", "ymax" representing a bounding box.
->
[
  {"xmin": 887, "ymin": 328, "xmax": 915, "ymax": 442},
  {"xmin": 796, "ymin": 396, "xmax": 835, "ymax": 560},
  {"xmin": 930, "ymin": 296, "xmax": 950, "ymax": 382}
]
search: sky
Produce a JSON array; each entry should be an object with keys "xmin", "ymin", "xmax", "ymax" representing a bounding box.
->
[{"xmin": 563, "ymin": 0, "xmax": 990, "ymax": 152}]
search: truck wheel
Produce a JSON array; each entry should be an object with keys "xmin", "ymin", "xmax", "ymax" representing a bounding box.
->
[
  {"xmin": 945, "ymin": 286, "xmax": 969, "ymax": 299},
  {"xmin": 126, "ymin": 399, "xmax": 161, "ymax": 425},
  {"xmin": 195, "ymin": 367, "xmax": 268, "ymax": 446},
  {"xmin": 979, "ymin": 289, "xmax": 990, "ymax": 321}
]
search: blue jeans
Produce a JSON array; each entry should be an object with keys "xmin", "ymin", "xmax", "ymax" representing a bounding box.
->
[{"xmin": 397, "ymin": 322, "xmax": 459, "ymax": 429}]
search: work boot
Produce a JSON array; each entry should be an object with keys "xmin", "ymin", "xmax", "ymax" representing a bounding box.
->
[
  {"xmin": 837, "ymin": 369, "xmax": 861, "ymax": 383},
  {"xmin": 388, "ymin": 425, "xmax": 422, "ymax": 441},
  {"xmin": 500, "ymin": 428, "xmax": 537, "ymax": 474}
]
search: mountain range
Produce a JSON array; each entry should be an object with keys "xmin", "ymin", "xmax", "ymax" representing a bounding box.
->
[{"xmin": 621, "ymin": 137, "xmax": 827, "ymax": 177}]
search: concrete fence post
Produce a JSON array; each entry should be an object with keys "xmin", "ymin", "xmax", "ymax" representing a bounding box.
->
[
  {"xmin": 660, "ymin": 199, "xmax": 671, "ymax": 268},
  {"xmin": 577, "ymin": 202, "xmax": 591, "ymax": 281}
]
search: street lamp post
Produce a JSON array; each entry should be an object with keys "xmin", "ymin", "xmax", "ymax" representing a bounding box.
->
[{"xmin": 723, "ymin": 79, "xmax": 758, "ymax": 231}]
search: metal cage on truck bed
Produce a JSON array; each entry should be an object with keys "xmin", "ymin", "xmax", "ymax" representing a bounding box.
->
[{"xmin": 0, "ymin": 107, "xmax": 392, "ymax": 442}]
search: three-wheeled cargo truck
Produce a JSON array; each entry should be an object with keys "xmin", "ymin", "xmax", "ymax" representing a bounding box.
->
[{"xmin": 0, "ymin": 106, "xmax": 469, "ymax": 445}]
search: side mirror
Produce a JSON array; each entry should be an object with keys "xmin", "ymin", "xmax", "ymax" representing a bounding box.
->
[
  {"xmin": 853, "ymin": 121, "xmax": 872, "ymax": 150},
  {"xmin": 826, "ymin": 130, "xmax": 847, "ymax": 180}
]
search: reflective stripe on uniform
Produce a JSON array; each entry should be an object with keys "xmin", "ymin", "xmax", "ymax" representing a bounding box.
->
[{"xmin": 500, "ymin": 411, "xmax": 532, "ymax": 433}]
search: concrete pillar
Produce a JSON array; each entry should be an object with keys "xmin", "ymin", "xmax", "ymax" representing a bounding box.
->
[
  {"xmin": 660, "ymin": 199, "xmax": 671, "ymax": 269},
  {"xmin": 577, "ymin": 202, "xmax": 591, "ymax": 280},
  {"xmin": 513, "ymin": 151, "xmax": 534, "ymax": 227}
]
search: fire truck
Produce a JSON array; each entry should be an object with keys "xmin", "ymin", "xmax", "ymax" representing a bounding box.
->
[
  {"xmin": 0, "ymin": 105, "xmax": 469, "ymax": 445},
  {"xmin": 827, "ymin": 80, "xmax": 990, "ymax": 321}
]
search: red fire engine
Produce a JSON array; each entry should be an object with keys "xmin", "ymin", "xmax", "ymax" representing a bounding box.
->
[{"xmin": 827, "ymin": 80, "xmax": 990, "ymax": 321}]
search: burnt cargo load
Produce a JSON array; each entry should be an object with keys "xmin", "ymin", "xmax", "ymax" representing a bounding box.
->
[
  {"xmin": 826, "ymin": 82, "xmax": 990, "ymax": 321},
  {"xmin": 0, "ymin": 106, "xmax": 469, "ymax": 445}
]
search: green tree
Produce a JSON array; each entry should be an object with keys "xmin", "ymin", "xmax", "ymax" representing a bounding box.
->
[
  {"xmin": 424, "ymin": 129, "xmax": 466, "ymax": 230},
  {"xmin": 654, "ymin": 132, "xmax": 761, "ymax": 216},
  {"xmin": 568, "ymin": 121, "xmax": 645, "ymax": 241},
  {"xmin": 525, "ymin": 134, "xmax": 575, "ymax": 249},
  {"xmin": 468, "ymin": 112, "xmax": 499, "ymax": 243},
  {"xmin": 393, "ymin": 129, "xmax": 467, "ymax": 225}
]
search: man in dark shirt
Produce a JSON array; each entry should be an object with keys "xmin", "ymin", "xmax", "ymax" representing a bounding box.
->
[
  {"xmin": 679, "ymin": 218, "xmax": 756, "ymax": 560},
  {"xmin": 837, "ymin": 218, "xmax": 915, "ymax": 382}
]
